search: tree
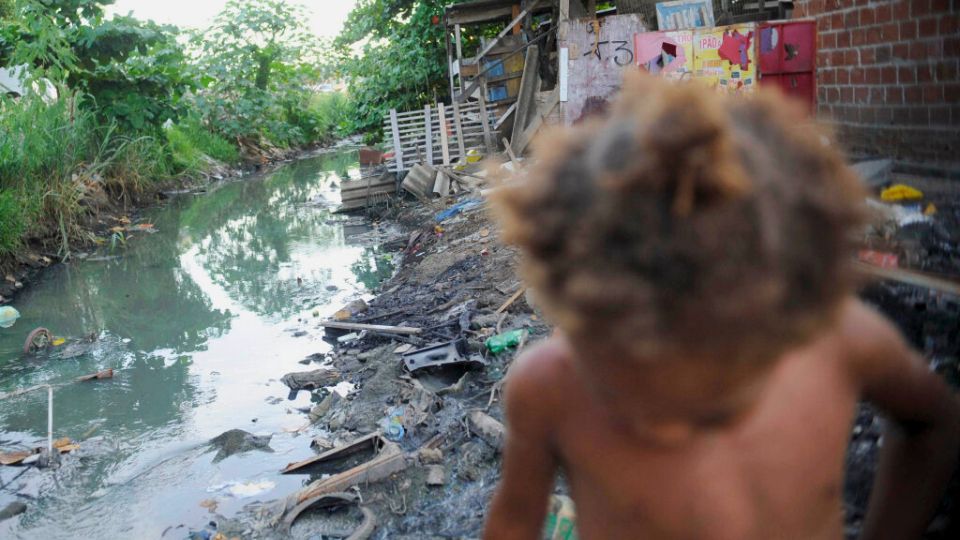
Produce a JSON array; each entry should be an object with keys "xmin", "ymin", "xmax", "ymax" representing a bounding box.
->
[
  {"xmin": 191, "ymin": 0, "xmax": 321, "ymax": 144},
  {"xmin": 336, "ymin": 0, "xmax": 454, "ymax": 139}
]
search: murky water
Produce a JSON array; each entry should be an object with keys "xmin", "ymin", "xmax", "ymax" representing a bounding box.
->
[{"xmin": 0, "ymin": 149, "xmax": 396, "ymax": 538}]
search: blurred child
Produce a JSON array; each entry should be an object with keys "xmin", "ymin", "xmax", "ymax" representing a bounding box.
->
[{"xmin": 483, "ymin": 74, "xmax": 960, "ymax": 539}]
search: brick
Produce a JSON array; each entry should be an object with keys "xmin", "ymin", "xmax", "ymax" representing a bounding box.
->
[
  {"xmin": 911, "ymin": 0, "xmax": 931, "ymax": 17},
  {"xmin": 893, "ymin": 0, "xmax": 911, "ymax": 19},
  {"xmin": 845, "ymin": 10, "xmax": 860, "ymax": 26},
  {"xmin": 905, "ymin": 85, "xmax": 923, "ymax": 103},
  {"xmin": 881, "ymin": 23, "xmax": 899, "ymax": 42},
  {"xmin": 859, "ymin": 6, "xmax": 876, "ymax": 25},
  {"xmin": 869, "ymin": 87, "xmax": 884, "ymax": 103},
  {"xmin": 940, "ymin": 15, "xmax": 958, "ymax": 36},
  {"xmin": 861, "ymin": 107, "xmax": 876, "ymax": 123},
  {"xmin": 822, "ymin": 68, "xmax": 836, "ymax": 84},
  {"xmin": 881, "ymin": 66, "xmax": 897, "ymax": 84},
  {"xmin": 853, "ymin": 28, "xmax": 866, "ymax": 46},
  {"xmin": 946, "ymin": 37, "xmax": 960, "ymax": 56},
  {"xmin": 945, "ymin": 83, "xmax": 960, "ymax": 102},
  {"xmin": 866, "ymin": 26, "xmax": 883, "ymax": 45},
  {"xmin": 930, "ymin": 0, "xmax": 950, "ymax": 12},
  {"xmin": 919, "ymin": 17, "xmax": 938, "ymax": 36},
  {"xmin": 845, "ymin": 49, "xmax": 860, "ymax": 66},
  {"xmin": 837, "ymin": 30, "xmax": 851, "ymax": 48},
  {"xmin": 909, "ymin": 107, "xmax": 930, "ymax": 124},
  {"xmin": 838, "ymin": 69, "xmax": 851, "ymax": 84},
  {"xmin": 923, "ymin": 84, "xmax": 944, "ymax": 103},
  {"xmin": 855, "ymin": 86, "xmax": 869, "ymax": 103},
  {"xmin": 820, "ymin": 32, "xmax": 837, "ymax": 50},
  {"xmin": 875, "ymin": 106, "xmax": 894, "ymax": 124},
  {"xmin": 852, "ymin": 68, "xmax": 866, "ymax": 84},
  {"xmin": 898, "ymin": 65, "xmax": 916, "ymax": 83},
  {"xmin": 861, "ymin": 47, "xmax": 877, "ymax": 65},
  {"xmin": 926, "ymin": 39, "xmax": 944, "ymax": 56},
  {"xmin": 841, "ymin": 86, "xmax": 854, "ymax": 102},
  {"xmin": 876, "ymin": 3, "xmax": 893, "ymax": 23},
  {"xmin": 918, "ymin": 64, "xmax": 934, "ymax": 83},
  {"xmin": 900, "ymin": 20, "xmax": 918, "ymax": 40},
  {"xmin": 865, "ymin": 67, "xmax": 881, "ymax": 84},
  {"xmin": 876, "ymin": 45, "xmax": 892, "ymax": 63},
  {"xmin": 893, "ymin": 43, "xmax": 910, "ymax": 60},
  {"xmin": 831, "ymin": 12, "xmax": 844, "ymax": 30},
  {"xmin": 886, "ymin": 86, "xmax": 904, "ymax": 104},
  {"xmin": 893, "ymin": 106, "xmax": 910, "ymax": 124},
  {"xmin": 829, "ymin": 87, "xmax": 841, "ymax": 103},
  {"xmin": 936, "ymin": 60, "xmax": 959, "ymax": 81},
  {"xmin": 909, "ymin": 41, "xmax": 928, "ymax": 60}
]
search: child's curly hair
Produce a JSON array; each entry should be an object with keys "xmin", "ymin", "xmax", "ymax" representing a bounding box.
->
[{"xmin": 494, "ymin": 73, "xmax": 866, "ymax": 365}]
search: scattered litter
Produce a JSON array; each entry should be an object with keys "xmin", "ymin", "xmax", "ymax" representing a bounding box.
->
[
  {"xmin": 419, "ymin": 448, "xmax": 443, "ymax": 464},
  {"xmin": 198, "ymin": 499, "xmax": 219, "ymax": 513},
  {"xmin": 77, "ymin": 368, "xmax": 114, "ymax": 382},
  {"xmin": 880, "ymin": 183, "xmax": 923, "ymax": 202},
  {"xmin": 379, "ymin": 406, "xmax": 406, "ymax": 441},
  {"xmin": 468, "ymin": 411, "xmax": 506, "ymax": 451},
  {"xmin": 393, "ymin": 344, "xmax": 415, "ymax": 354},
  {"xmin": 322, "ymin": 321, "xmax": 422, "ymax": 336},
  {"xmin": 308, "ymin": 392, "xmax": 342, "ymax": 423},
  {"xmin": 22, "ymin": 327, "xmax": 51, "ymax": 353},
  {"xmin": 53, "ymin": 437, "xmax": 80, "ymax": 454},
  {"xmin": 0, "ymin": 449, "xmax": 35, "ymax": 466},
  {"xmin": 282, "ymin": 432, "xmax": 399, "ymax": 476},
  {"xmin": 281, "ymin": 491, "xmax": 377, "ymax": 538},
  {"xmin": 0, "ymin": 501, "xmax": 27, "ymax": 522},
  {"xmin": 337, "ymin": 332, "xmax": 361, "ymax": 343},
  {"xmin": 333, "ymin": 299, "xmax": 370, "ymax": 321},
  {"xmin": 435, "ymin": 199, "xmax": 483, "ymax": 223},
  {"xmin": 924, "ymin": 203, "xmax": 937, "ymax": 216},
  {"xmin": 208, "ymin": 429, "xmax": 273, "ymax": 462},
  {"xmin": 851, "ymin": 159, "xmax": 892, "ymax": 187},
  {"xmin": 426, "ymin": 464, "xmax": 446, "ymax": 486},
  {"xmin": 0, "ymin": 306, "xmax": 20, "ymax": 328},
  {"xmin": 401, "ymin": 340, "xmax": 484, "ymax": 372},
  {"xmin": 280, "ymin": 368, "xmax": 341, "ymax": 392},
  {"xmin": 485, "ymin": 329, "xmax": 528, "ymax": 355},
  {"xmin": 208, "ymin": 479, "xmax": 276, "ymax": 498},
  {"xmin": 544, "ymin": 495, "xmax": 579, "ymax": 540}
]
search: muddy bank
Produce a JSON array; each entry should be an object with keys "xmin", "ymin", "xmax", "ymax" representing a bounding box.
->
[
  {"xmin": 220, "ymin": 176, "xmax": 959, "ymax": 539},
  {"xmin": 0, "ymin": 139, "xmax": 359, "ymax": 305}
]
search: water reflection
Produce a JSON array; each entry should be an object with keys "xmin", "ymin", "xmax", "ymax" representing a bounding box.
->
[{"xmin": 0, "ymin": 149, "xmax": 397, "ymax": 539}]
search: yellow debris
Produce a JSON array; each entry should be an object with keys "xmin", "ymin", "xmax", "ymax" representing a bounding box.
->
[
  {"xmin": 924, "ymin": 203, "xmax": 937, "ymax": 216},
  {"xmin": 881, "ymin": 184, "xmax": 924, "ymax": 202}
]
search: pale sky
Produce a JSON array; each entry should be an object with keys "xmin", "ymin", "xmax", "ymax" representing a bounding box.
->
[{"xmin": 108, "ymin": 0, "xmax": 357, "ymax": 39}]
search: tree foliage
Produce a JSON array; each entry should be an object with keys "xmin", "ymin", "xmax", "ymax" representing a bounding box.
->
[
  {"xmin": 190, "ymin": 0, "xmax": 325, "ymax": 145},
  {"xmin": 336, "ymin": 0, "xmax": 457, "ymax": 139}
]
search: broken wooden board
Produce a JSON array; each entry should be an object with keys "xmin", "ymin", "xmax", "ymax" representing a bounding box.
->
[
  {"xmin": 283, "ymin": 432, "xmax": 388, "ymax": 474},
  {"xmin": 401, "ymin": 164, "xmax": 437, "ymax": 200},
  {"xmin": 320, "ymin": 321, "xmax": 423, "ymax": 335},
  {"xmin": 855, "ymin": 262, "xmax": 960, "ymax": 297},
  {"xmin": 0, "ymin": 450, "xmax": 35, "ymax": 466},
  {"xmin": 291, "ymin": 442, "xmax": 408, "ymax": 504},
  {"xmin": 468, "ymin": 411, "xmax": 506, "ymax": 451}
]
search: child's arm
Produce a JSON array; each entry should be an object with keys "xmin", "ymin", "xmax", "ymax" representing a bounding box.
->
[
  {"xmin": 483, "ymin": 349, "xmax": 560, "ymax": 540},
  {"xmin": 844, "ymin": 300, "xmax": 960, "ymax": 540}
]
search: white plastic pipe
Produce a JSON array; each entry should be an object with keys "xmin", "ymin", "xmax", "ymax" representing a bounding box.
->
[{"xmin": 47, "ymin": 385, "xmax": 53, "ymax": 455}]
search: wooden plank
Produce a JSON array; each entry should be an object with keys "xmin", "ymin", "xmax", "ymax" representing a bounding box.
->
[
  {"xmin": 389, "ymin": 109, "xmax": 404, "ymax": 171},
  {"xmin": 438, "ymin": 103, "xmax": 451, "ymax": 165},
  {"xmin": 496, "ymin": 287, "xmax": 527, "ymax": 314},
  {"xmin": 478, "ymin": 92, "xmax": 495, "ymax": 154},
  {"xmin": 320, "ymin": 321, "xmax": 423, "ymax": 335},
  {"xmin": 511, "ymin": 44, "xmax": 541, "ymax": 157},
  {"xmin": 424, "ymin": 105, "xmax": 433, "ymax": 165},
  {"xmin": 455, "ymin": 23, "xmax": 463, "ymax": 61},
  {"xmin": 503, "ymin": 137, "xmax": 520, "ymax": 166},
  {"xmin": 494, "ymin": 102, "xmax": 517, "ymax": 130},
  {"xmin": 452, "ymin": 101, "xmax": 467, "ymax": 161},
  {"xmin": 855, "ymin": 262, "xmax": 960, "ymax": 296},
  {"xmin": 515, "ymin": 88, "xmax": 559, "ymax": 155},
  {"xmin": 476, "ymin": 0, "xmax": 542, "ymax": 62}
]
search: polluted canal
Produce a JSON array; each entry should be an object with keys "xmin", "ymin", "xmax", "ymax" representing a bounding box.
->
[{"xmin": 0, "ymin": 149, "xmax": 399, "ymax": 538}]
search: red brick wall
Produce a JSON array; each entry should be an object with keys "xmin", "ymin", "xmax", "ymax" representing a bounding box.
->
[{"xmin": 793, "ymin": 0, "xmax": 959, "ymax": 177}]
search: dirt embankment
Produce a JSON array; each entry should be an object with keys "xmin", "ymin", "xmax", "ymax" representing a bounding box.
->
[{"xmin": 0, "ymin": 141, "xmax": 347, "ymax": 305}]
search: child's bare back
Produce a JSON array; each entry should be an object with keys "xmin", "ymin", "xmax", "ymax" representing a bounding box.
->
[{"xmin": 483, "ymin": 75, "xmax": 959, "ymax": 539}]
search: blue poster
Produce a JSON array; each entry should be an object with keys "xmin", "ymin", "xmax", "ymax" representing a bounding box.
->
[{"xmin": 656, "ymin": 0, "xmax": 716, "ymax": 31}]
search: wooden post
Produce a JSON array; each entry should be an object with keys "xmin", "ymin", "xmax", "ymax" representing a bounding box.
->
[
  {"xmin": 446, "ymin": 30, "xmax": 456, "ymax": 99},
  {"xmin": 438, "ymin": 103, "xmax": 451, "ymax": 166},
  {"xmin": 452, "ymin": 101, "xmax": 466, "ymax": 163},
  {"xmin": 424, "ymin": 105, "xmax": 433, "ymax": 165},
  {"xmin": 511, "ymin": 44, "xmax": 540, "ymax": 156},
  {"xmin": 478, "ymin": 91, "xmax": 495, "ymax": 154},
  {"xmin": 454, "ymin": 24, "xmax": 463, "ymax": 62},
  {"xmin": 512, "ymin": 4, "xmax": 521, "ymax": 35},
  {"xmin": 389, "ymin": 109, "xmax": 404, "ymax": 171}
]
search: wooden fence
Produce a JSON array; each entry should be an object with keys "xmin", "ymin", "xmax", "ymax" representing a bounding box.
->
[{"xmin": 384, "ymin": 100, "xmax": 497, "ymax": 173}]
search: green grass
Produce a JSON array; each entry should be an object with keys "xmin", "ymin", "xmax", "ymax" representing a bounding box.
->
[{"xmin": 166, "ymin": 117, "xmax": 240, "ymax": 171}]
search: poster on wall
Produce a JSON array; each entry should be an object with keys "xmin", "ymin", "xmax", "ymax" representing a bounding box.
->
[
  {"xmin": 560, "ymin": 14, "xmax": 647, "ymax": 124},
  {"xmin": 656, "ymin": 0, "xmax": 715, "ymax": 31},
  {"xmin": 693, "ymin": 23, "xmax": 757, "ymax": 93},
  {"xmin": 634, "ymin": 30, "xmax": 694, "ymax": 80}
]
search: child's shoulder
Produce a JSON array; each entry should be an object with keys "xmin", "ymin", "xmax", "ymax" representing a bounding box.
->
[{"xmin": 503, "ymin": 335, "xmax": 578, "ymax": 422}]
